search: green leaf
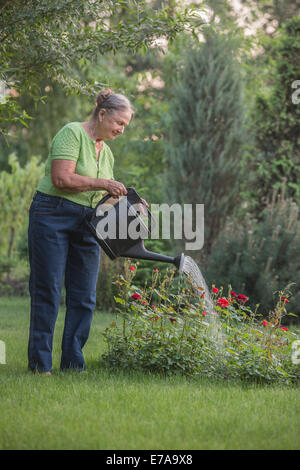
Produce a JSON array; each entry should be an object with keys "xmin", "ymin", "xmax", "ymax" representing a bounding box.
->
[{"xmin": 114, "ymin": 296, "xmax": 125, "ymax": 305}]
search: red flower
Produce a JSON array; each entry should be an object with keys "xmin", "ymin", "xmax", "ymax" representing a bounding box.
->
[
  {"xmin": 237, "ymin": 294, "xmax": 248, "ymax": 303},
  {"xmin": 212, "ymin": 287, "xmax": 219, "ymax": 293},
  {"xmin": 129, "ymin": 266, "xmax": 136, "ymax": 272},
  {"xmin": 201, "ymin": 293, "xmax": 205, "ymax": 298},
  {"xmin": 169, "ymin": 317, "xmax": 177, "ymax": 323},
  {"xmin": 154, "ymin": 268, "xmax": 159, "ymax": 272},
  {"xmin": 281, "ymin": 296, "xmax": 289, "ymax": 304},
  {"xmin": 217, "ymin": 298, "xmax": 229, "ymax": 308},
  {"xmin": 280, "ymin": 327, "xmax": 288, "ymax": 331},
  {"xmin": 231, "ymin": 291, "xmax": 237, "ymax": 297},
  {"xmin": 151, "ymin": 315, "xmax": 159, "ymax": 321},
  {"xmin": 262, "ymin": 320, "xmax": 269, "ymax": 327},
  {"xmin": 202, "ymin": 311, "xmax": 207, "ymax": 316},
  {"xmin": 131, "ymin": 293, "xmax": 142, "ymax": 300},
  {"xmin": 142, "ymin": 301, "xmax": 147, "ymax": 305}
]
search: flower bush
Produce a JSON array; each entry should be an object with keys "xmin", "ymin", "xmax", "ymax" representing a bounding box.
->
[{"xmin": 99, "ymin": 261, "xmax": 300, "ymax": 384}]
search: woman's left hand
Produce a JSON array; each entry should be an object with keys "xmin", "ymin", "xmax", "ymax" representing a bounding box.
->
[
  {"xmin": 141, "ymin": 198, "xmax": 149, "ymax": 208},
  {"xmin": 139, "ymin": 198, "xmax": 149, "ymax": 216}
]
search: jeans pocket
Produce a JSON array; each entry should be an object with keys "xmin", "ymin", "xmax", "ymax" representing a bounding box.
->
[{"xmin": 32, "ymin": 195, "xmax": 62, "ymax": 215}]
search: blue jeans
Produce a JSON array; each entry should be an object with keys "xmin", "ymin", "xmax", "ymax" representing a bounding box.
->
[{"xmin": 28, "ymin": 191, "xmax": 101, "ymax": 372}]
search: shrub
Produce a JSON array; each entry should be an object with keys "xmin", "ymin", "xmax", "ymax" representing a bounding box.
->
[
  {"xmin": 99, "ymin": 261, "xmax": 300, "ymax": 384},
  {"xmin": 96, "ymin": 239, "xmax": 176, "ymax": 311},
  {"xmin": 206, "ymin": 186, "xmax": 300, "ymax": 317}
]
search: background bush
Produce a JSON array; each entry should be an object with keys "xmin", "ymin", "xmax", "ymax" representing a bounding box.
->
[{"xmin": 206, "ymin": 186, "xmax": 300, "ymax": 318}]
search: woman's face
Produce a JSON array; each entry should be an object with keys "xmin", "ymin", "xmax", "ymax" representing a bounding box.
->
[{"xmin": 99, "ymin": 108, "xmax": 132, "ymax": 140}]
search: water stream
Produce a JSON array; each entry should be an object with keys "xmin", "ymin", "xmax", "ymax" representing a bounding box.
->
[
  {"xmin": 181, "ymin": 255, "xmax": 223, "ymax": 342},
  {"xmin": 181, "ymin": 256, "xmax": 214, "ymax": 315}
]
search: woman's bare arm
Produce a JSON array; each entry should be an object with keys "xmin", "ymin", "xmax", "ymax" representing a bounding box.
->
[{"xmin": 51, "ymin": 159, "xmax": 127, "ymax": 197}]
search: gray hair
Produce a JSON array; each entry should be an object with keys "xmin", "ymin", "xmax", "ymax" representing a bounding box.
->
[{"xmin": 93, "ymin": 89, "xmax": 134, "ymax": 118}]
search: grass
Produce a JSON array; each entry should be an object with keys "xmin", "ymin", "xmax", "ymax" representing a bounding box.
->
[{"xmin": 0, "ymin": 296, "xmax": 299, "ymax": 450}]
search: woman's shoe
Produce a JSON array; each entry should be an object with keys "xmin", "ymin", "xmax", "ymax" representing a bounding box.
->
[{"xmin": 30, "ymin": 369, "xmax": 52, "ymax": 376}]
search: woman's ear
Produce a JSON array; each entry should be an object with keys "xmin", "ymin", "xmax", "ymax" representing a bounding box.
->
[{"xmin": 98, "ymin": 109, "xmax": 106, "ymax": 122}]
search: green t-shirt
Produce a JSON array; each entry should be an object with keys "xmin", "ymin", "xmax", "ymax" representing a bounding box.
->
[{"xmin": 37, "ymin": 122, "xmax": 114, "ymax": 208}]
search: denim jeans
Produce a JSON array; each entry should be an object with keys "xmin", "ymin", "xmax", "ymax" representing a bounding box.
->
[{"xmin": 28, "ymin": 191, "xmax": 101, "ymax": 372}]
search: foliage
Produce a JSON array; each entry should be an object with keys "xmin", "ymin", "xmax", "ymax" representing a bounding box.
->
[
  {"xmin": 96, "ymin": 254, "xmax": 123, "ymax": 312},
  {"xmin": 239, "ymin": 0, "xmax": 300, "ymax": 31},
  {"xmin": 100, "ymin": 261, "xmax": 300, "ymax": 384},
  {"xmin": 206, "ymin": 185, "xmax": 300, "ymax": 316},
  {"xmin": 0, "ymin": 154, "xmax": 44, "ymax": 284},
  {"xmin": 0, "ymin": 80, "xmax": 89, "ymax": 170},
  {"xmin": 244, "ymin": 17, "xmax": 300, "ymax": 209},
  {"xmin": 0, "ymin": 0, "xmax": 202, "ymax": 136},
  {"xmin": 204, "ymin": 0, "xmax": 300, "ymax": 35},
  {"xmin": 164, "ymin": 31, "xmax": 246, "ymax": 254},
  {"xmin": 96, "ymin": 238, "xmax": 179, "ymax": 311}
]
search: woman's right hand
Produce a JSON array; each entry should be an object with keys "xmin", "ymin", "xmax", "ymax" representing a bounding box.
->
[{"xmin": 103, "ymin": 180, "xmax": 127, "ymax": 197}]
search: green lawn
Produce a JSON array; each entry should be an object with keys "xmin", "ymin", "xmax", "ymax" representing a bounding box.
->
[{"xmin": 0, "ymin": 297, "xmax": 299, "ymax": 450}]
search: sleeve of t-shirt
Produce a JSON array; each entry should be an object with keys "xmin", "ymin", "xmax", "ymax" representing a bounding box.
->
[{"xmin": 49, "ymin": 125, "xmax": 80, "ymax": 162}]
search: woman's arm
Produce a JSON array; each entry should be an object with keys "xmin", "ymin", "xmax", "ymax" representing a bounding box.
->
[{"xmin": 51, "ymin": 159, "xmax": 127, "ymax": 197}]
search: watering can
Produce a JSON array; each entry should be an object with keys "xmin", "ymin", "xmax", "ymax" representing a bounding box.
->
[{"xmin": 86, "ymin": 187, "xmax": 185, "ymax": 272}]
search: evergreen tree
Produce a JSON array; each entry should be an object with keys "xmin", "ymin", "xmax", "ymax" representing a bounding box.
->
[
  {"xmin": 247, "ymin": 17, "xmax": 300, "ymax": 209},
  {"xmin": 164, "ymin": 32, "xmax": 245, "ymax": 255}
]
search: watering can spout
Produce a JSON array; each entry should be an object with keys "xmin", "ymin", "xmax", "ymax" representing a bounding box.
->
[{"xmin": 121, "ymin": 241, "xmax": 185, "ymax": 272}]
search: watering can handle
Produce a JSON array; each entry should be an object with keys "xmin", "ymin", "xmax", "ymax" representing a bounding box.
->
[
  {"xmin": 95, "ymin": 187, "xmax": 156, "ymax": 232},
  {"xmin": 126, "ymin": 187, "xmax": 156, "ymax": 233},
  {"xmin": 96, "ymin": 187, "xmax": 140, "ymax": 205}
]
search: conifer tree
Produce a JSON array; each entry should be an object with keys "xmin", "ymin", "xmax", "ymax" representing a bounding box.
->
[
  {"xmin": 165, "ymin": 32, "xmax": 245, "ymax": 255},
  {"xmin": 249, "ymin": 17, "xmax": 300, "ymax": 208}
]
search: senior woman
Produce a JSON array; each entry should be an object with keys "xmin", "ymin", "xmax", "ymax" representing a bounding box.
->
[{"xmin": 28, "ymin": 89, "xmax": 133, "ymax": 375}]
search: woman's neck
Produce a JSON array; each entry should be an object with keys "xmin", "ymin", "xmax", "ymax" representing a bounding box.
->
[{"xmin": 83, "ymin": 119, "xmax": 103, "ymax": 141}]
